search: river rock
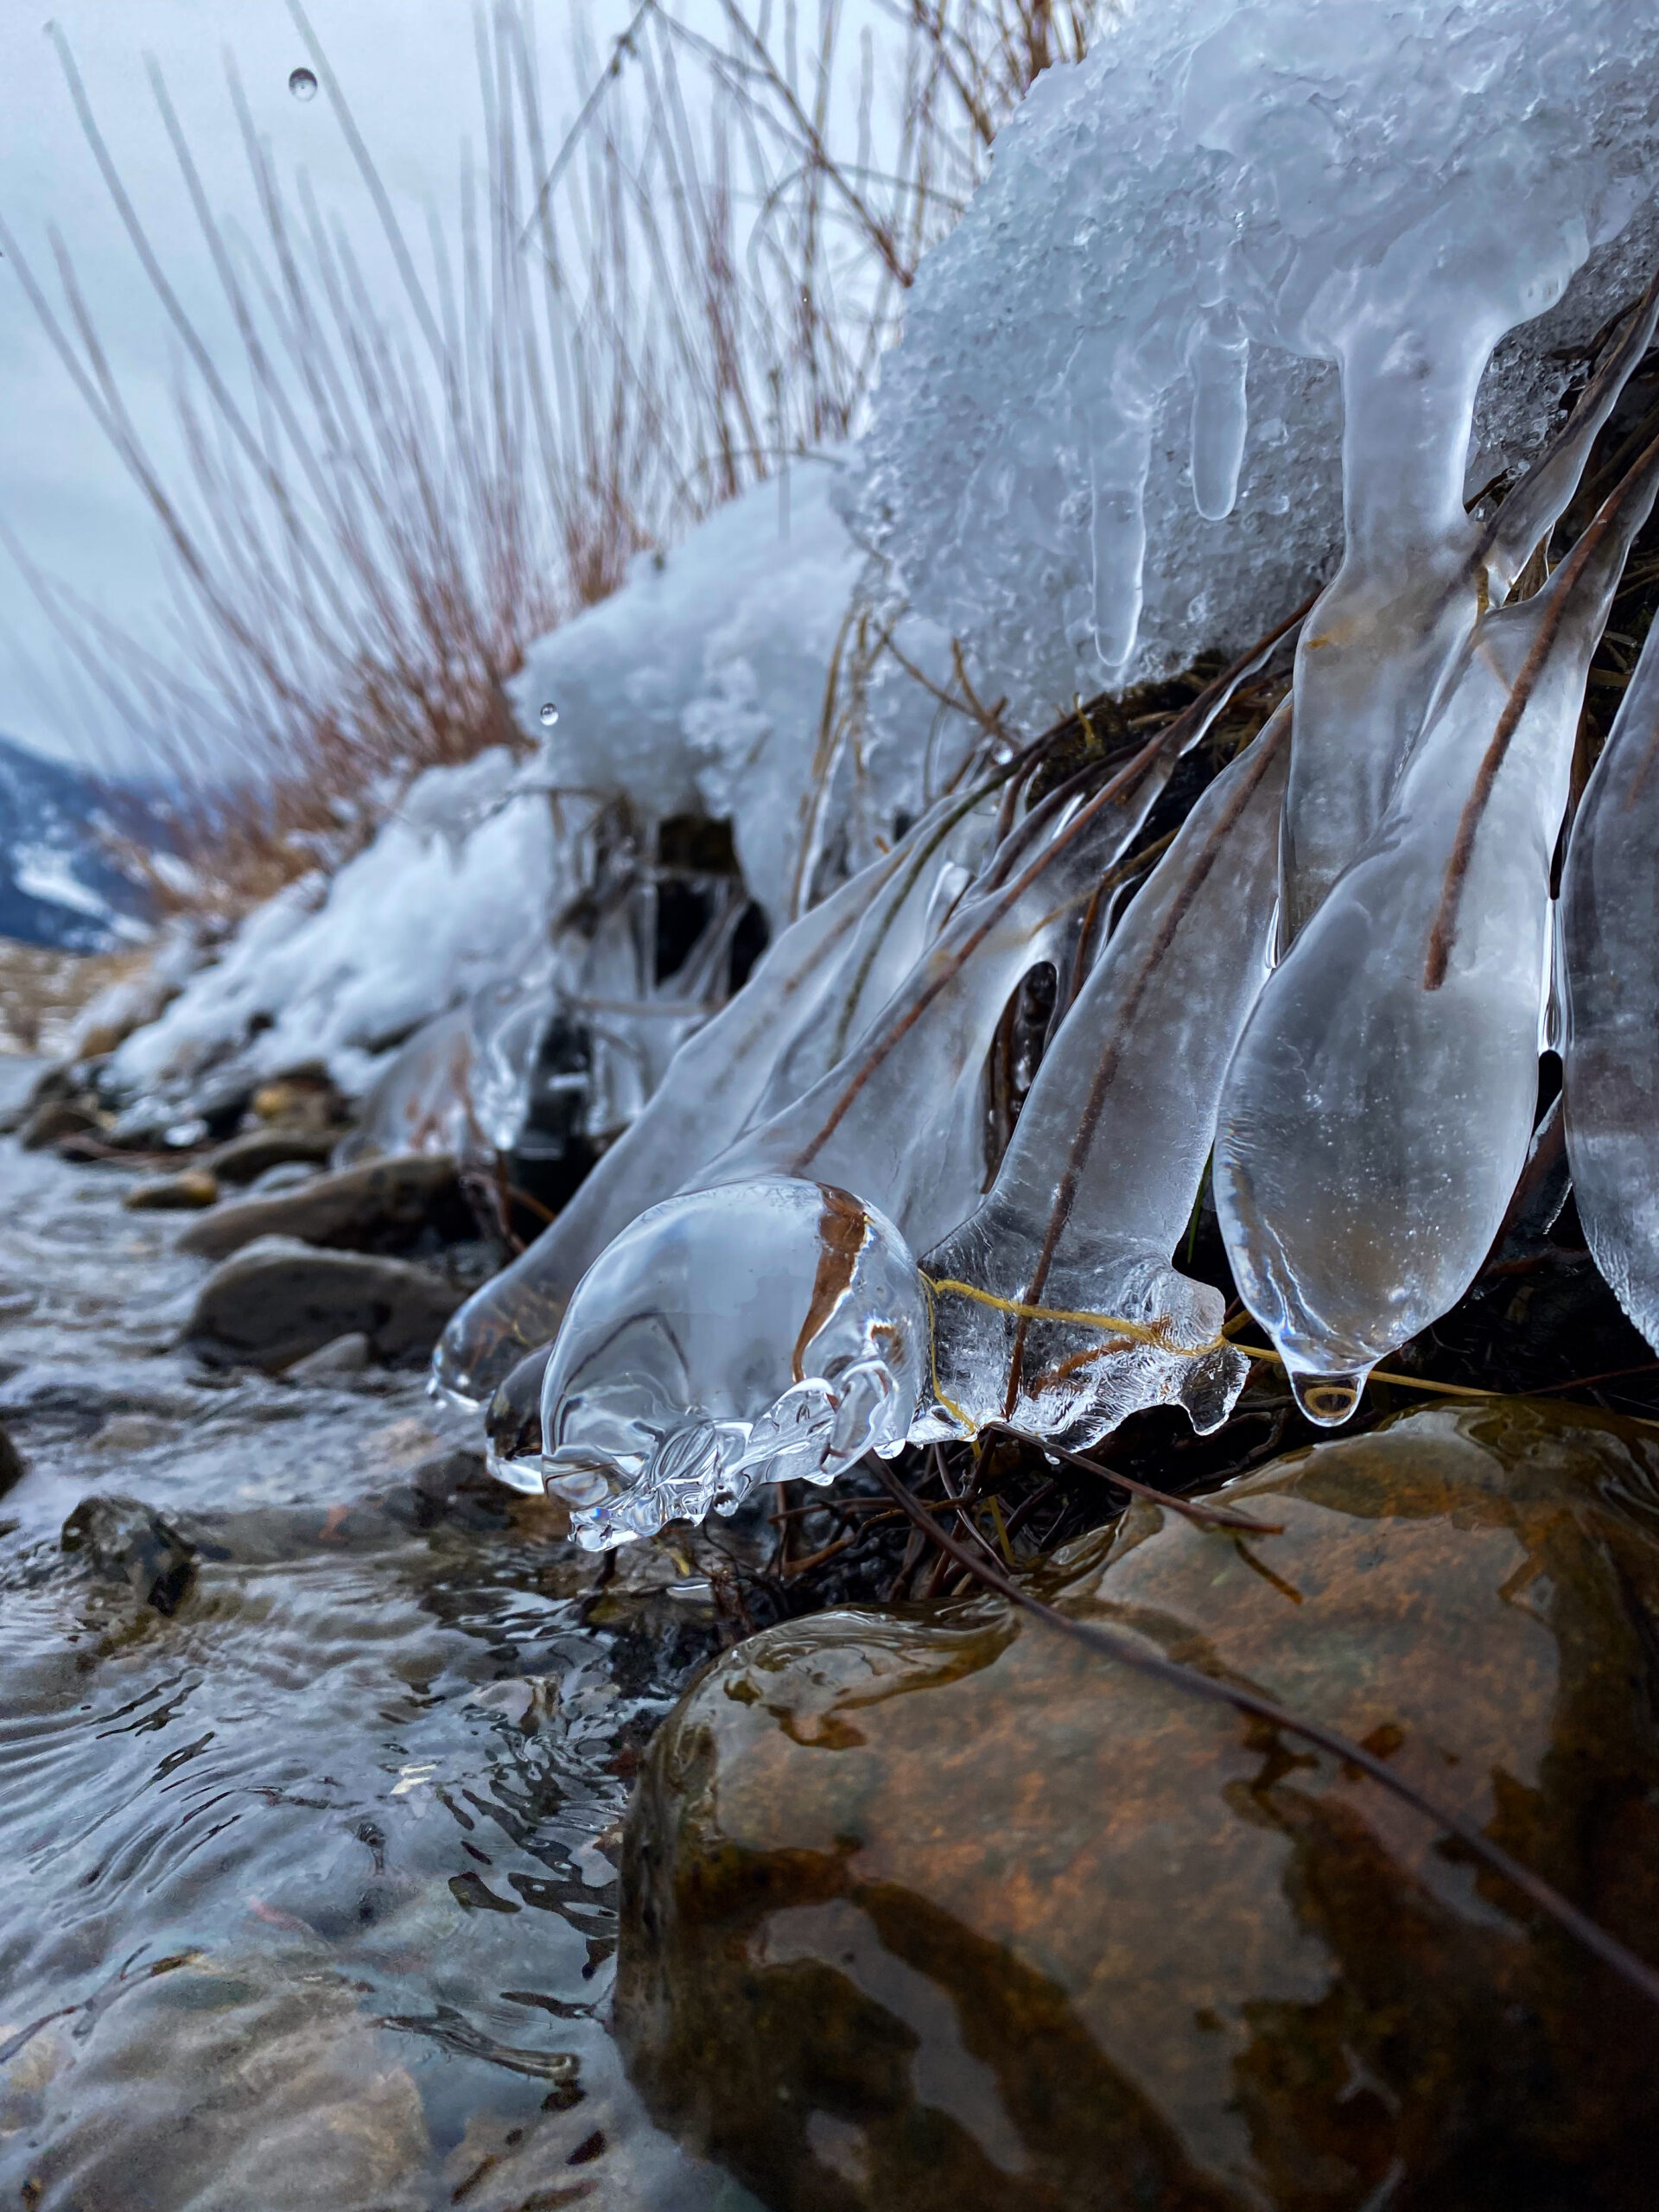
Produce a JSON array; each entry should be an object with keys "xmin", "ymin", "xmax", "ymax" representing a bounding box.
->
[
  {"xmin": 122, "ymin": 1166, "xmax": 219, "ymax": 1211},
  {"xmin": 61, "ymin": 1494, "xmax": 198, "ymax": 1615},
  {"xmin": 619, "ymin": 1402, "xmax": 1659, "ymax": 2211},
  {"xmin": 202, "ymin": 1125, "xmax": 338, "ymax": 1184},
  {"xmin": 176, "ymin": 1153, "xmax": 465, "ymax": 1261},
  {"xmin": 21, "ymin": 1097, "xmax": 103, "ymax": 1152},
  {"xmin": 183, "ymin": 1236, "xmax": 464, "ymax": 1370}
]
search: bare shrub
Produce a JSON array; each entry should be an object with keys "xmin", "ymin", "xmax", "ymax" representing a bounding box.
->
[{"xmin": 1, "ymin": 0, "xmax": 1103, "ymax": 917}]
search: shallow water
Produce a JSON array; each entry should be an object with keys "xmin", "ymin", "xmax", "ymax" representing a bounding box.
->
[{"xmin": 0, "ymin": 1083, "xmax": 758, "ymax": 2211}]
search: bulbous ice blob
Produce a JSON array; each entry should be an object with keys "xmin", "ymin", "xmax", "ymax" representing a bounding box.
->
[
  {"xmin": 1561, "ymin": 602, "xmax": 1659, "ymax": 1351},
  {"xmin": 536, "ymin": 1179, "xmax": 927, "ymax": 1549},
  {"xmin": 1217, "ymin": 429, "xmax": 1659, "ymax": 1421},
  {"xmin": 917, "ymin": 709, "xmax": 1288, "ymax": 1447}
]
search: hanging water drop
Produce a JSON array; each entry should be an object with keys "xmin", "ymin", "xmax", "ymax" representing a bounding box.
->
[
  {"xmin": 539, "ymin": 702, "xmax": 559, "ymax": 727},
  {"xmin": 289, "ymin": 67, "xmax": 318, "ymax": 101}
]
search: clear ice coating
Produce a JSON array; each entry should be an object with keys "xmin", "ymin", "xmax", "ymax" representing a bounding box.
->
[
  {"xmin": 917, "ymin": 709, "xmax": 1289, "ymax": 1446},
  {"xmin": 1280, "ymin": 249, "xmax": 1659, "ymax": 944},
  {"xmin": 848, "ymin": 0, "xmax": 1659, "ymax": 732},
  {"xmin": 537, "ymin": 1179, "xmax": 928, "ymax": 1549},
  {"xmin": 1561, "ymin": 581, "xmax": 1659, "ymax": 1353},
  {"xmin": 433, "ymin": 770, "xmax": 1009, "ymax": 1405},
  {"xmin": 702, "ymin": 661, "xmax": 1259, "ymax": 1258},
  {"xmin": 1217, "ymin": 429, "xmax": 1659, "ymax": 1422}
]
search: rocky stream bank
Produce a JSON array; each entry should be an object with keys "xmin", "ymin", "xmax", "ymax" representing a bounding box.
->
[{"xmin": 6, "ymin": 1052, "xmax": 1659, "ymax": 2211}]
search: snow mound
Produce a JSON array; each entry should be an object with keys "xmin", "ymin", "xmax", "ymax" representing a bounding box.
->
[
  {"xmin": 847, "ymin": 0, "xmax": 1659, "ymax": 728},
  {"xmin": 510, "ymin": 454, "xmax": 969, "ymax": 929},
  {"xmin": 105, "ymin": 750, "xmax": 556, "ymax": 1109}
]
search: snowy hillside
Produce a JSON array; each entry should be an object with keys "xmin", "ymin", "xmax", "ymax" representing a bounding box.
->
[{"xmin": 0, "ymin": 734, "xmax": 155, "ymax": 950}]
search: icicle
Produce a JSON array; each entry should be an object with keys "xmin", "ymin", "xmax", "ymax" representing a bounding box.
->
[
  {"xmin": 524, "ymin": 652, "xmax": 1284, "ymax": 1535},
  {"xmin": 1187, "ymin": 302, "xmax": 1250, "ymax": 522},
  {"xmin": 1561, "ymin": 570, "xmax": 1659, "ymax": 1351},
  {"xmin": 1217, "ymin": 431, "xmax": 1659, "ymax": 1422},
  {"xmin": 1089, "ymin": 397, "xmax": 1155, "ymax": 675},
  {"xmin": 433, "ymin": 773, "xmax": 1008, "ymax": 1407},
  {"xmin": 918, "ymin": 705, "xmax": 1288, "ymax": 1447},
  {"xmin": 1280, "ymin": 257, "xmax": 1659, "ymax": 949}
]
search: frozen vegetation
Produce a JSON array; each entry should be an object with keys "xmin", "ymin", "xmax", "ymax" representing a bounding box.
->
[{"xmin": 69, "ymin": 0, "xmax": 1659, "ymax": 1547}]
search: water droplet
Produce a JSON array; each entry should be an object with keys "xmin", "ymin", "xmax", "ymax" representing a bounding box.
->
[
  {"xmin": 1289, "ymin": 1369, "xmax": 1368, "ymax": 1427},
  {"xmin": 289, "ymin": 67, "xmax": 318, "ymax": 101},
  {"xmin": 539, "ymin": 702, "xmax": 559, "ymax": 727}
]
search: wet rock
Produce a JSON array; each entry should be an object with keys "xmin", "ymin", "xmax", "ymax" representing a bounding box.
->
[
  {"xmin": 176, "ymin": 1154, "xmax": 465, "ymax": 1262},
  {"xmin": 61, "ymin": 1494, "xmax": 197, "ymax": 1615},
  {"xmin": 183, "ymin": 1236, "xmax": 464, "ymax": 1371},
  {"xmin": 21, "ymin": 1097, "xmax": 103, "ymax": 1152},
  {"xmin": 202, "ymin": 1124, "xmax": 338, "ymax": 1185},
  {"xmin": 0, "ymin": 1419, "xmax": 22, "ymax": 1499},
  {"xmin": 620, "ymin": 1401, "xmax": 1659, "ymax": 2212},
  {"xmin": 283, "ymin": 1330, "xmax": 372, "ymax": 1381},
  {"xmin": 250, "ymin": 1070, "xmax": 346, "ymax": 1129},
  {"xmin": 122, "ymin": 1166, "xmax": 220, "ymax": 1211}
]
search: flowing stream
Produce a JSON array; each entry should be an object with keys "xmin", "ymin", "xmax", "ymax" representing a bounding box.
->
[{"xmin": 0, "ymin": 1059, "xmax": 754, "ymax": 2212}]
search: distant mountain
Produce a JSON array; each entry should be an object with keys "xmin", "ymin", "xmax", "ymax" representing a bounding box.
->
[{"xmin": 0, "ymin": 734, "xmax": 159, "ymax": 951}]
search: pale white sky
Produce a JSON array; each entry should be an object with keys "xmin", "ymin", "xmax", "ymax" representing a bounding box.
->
[{"xmin": 0, "ymin": 0, "xmax": 643, "ymax": 763}]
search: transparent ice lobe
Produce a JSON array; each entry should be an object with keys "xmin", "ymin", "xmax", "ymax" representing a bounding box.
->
[
  {"xmin": 1217, "ymin": 433, "xmax": 1659, "ymax": 1422},
  {"xmin": 916, "ymin": 710, "xmax": 1289, "ymax": 1449},
  {"xmin": 1561, "ymin": 588, "xmax": 1659, "ymax": 1352},
  {"xmin": 536, "ymin": 1179, "xmax": 927, "ymax": 1550},
  {"xmin": 432, "ymin": 776, "xmax": 1004, "ymax": 1406}
]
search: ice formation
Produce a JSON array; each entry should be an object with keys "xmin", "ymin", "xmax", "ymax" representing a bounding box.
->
[
  {"xmin": 918, "ymin": 711, "xmax": 1288, "ymax": 1446},
  {"xmin": 1217, "ymin": 423, "xmax": 1659, "ymax": 1421},
  {"xmin": 434, "ymin": 766, "xmax": 1013, "ymax": 1406},
  {"xmin": 1562, "ymin": 609, "xmax": 1659, "ymax": 1351},
  {"xmin": 509, "ymin": 453, "xmax": 969, "ymax": 930},
  {"xmin": 537, "ymin": 1178, "xmax": 928, "ymax": 1548},
  {"xmin": 104, "ymin": 751, "xmax": 556, "ymax": 1116},
  {"xmin": 501, "ymin": 653, "xmax": 1280, "ymax": 1529},
  {"xmin": 849, "ymin": 0, "xmax": 1659, "ymax": 734}
]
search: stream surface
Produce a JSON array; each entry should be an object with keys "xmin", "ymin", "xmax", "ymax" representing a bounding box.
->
[{"xmin": 0, "ymin": 1059, "xmax": 757, "ymax": 2212}]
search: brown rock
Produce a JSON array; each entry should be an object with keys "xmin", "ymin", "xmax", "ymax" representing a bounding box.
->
[
  {"xmin": 20, "ymin": 1098, "xmax": 102, "ymax": 1151},
  {"xmin": 202, "ymin": 1125, "xmax": 337, "ymax": 1184},
  {"xmin": 183, "ymin": 1235, "xmax": 463, "ymax": 1370},
  {"xmin": 176, "ymin": 1154, "xmax": 463, "ymax": 1261},
  {"xmin": 250, "ymin": 1071, "xmax": 342, "ymax": 1128},
  {"xmin": 619, "ymin": 1402, "xmax": 1659, "ymax": 2211},
  {"xmin": 122, "ymin": 1166, "xmax": 220, "ymax": 1211}
]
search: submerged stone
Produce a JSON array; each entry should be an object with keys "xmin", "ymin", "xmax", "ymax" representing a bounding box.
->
[
  {"xmin": 61, "ymin": 1494, "xmax": 198, "ymax": 1615},
  {"xmin": 618, "ymin": 1402, "xmax": 1659, "ymax": 2211}
]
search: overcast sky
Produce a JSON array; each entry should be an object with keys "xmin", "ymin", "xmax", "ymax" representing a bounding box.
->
[{"xmin": 0, "ymin": 1, "xmax": 642, "ymax": 765}]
